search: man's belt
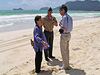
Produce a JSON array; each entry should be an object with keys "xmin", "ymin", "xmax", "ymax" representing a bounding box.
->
[
  {"xmin": 44, "ymin": 30, "xmax": 53, "ymax": 33},
  {"xmin": 61, "ymin": 32, "xmax": 70, "ymax": 34}
]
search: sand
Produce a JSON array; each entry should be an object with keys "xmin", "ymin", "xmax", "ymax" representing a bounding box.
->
[{"xmin": 0, "ymin": 17, "xmax": 100, "ymax": 75}]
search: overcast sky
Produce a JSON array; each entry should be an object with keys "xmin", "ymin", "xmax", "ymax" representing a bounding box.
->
[{"xmin": 0, "ymin": 0, "xmax": 100, "ymax": 10}]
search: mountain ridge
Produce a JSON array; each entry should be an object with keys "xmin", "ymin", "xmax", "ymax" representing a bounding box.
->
[{"xmin": 40, "ymin": 1, "xmax": 100, "ymax": 11}]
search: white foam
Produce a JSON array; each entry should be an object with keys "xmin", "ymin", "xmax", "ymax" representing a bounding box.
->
[
  {"xmin": 0, "ymin": 13, "xmax": 100, "ymax": 28},
  {"xmin": 0, "ymin": 23, "xmax": 14, "ymax": 28}
]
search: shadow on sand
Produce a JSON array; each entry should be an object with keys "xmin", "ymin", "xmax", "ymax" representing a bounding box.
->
[
  {"xmin": 29, "ymin": 69, "xmax": 54, "ymax": 75},
  {"xmin": 29, "ymin": 58, "xmax": 86, "ymax": 75},
  {"xmin": 47, "ymin": 58, "xmax": 63, "ymax": 66},
  {"xmin": 46, "ymin": 58, "xmax": 86, "ymax": 75},
  {"xmin": 65, "ymin": 69, "xmax": 86, "ymax": 75}
]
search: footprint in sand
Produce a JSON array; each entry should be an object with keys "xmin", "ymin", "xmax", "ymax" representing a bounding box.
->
[
  {"xmin": 73, "ymin": 48, "xmax": 81, "ymax": 51},
  {"xmin": 95, "ymin": 68, "xmax": 99, "ymax": 70},
  {"xmin": 23, "ymin": 35, "xmax": 28, "ymax": 37},
  {"xmin": 29, "ymin": 69, "xmax": 36, "ymax": 74}
]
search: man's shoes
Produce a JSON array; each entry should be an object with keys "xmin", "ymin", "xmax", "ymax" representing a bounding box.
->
[
  {"xmin": 36, "ymin": 70, "xmax": 46, "ymax": 73},
  {"xmin": 49, "ymin": 56, "xmax": 55, "ymax": 58},
  {"xmin": 59, "ymin": 65, "xmax": 64, "ymax": 70},
  {"xmin": 35, "ymin": 70, "xmax": 41, "ymax": 73},
  {"xmin": 64, "ymin": 66, "xmax": 72, "ymax": 70},
  {"xmin": 45, "ymin": 58, "xmax": 50, "ymax": 61},
  {"xmin": 59, "ymin": 65, "xmax": 71, "ymax": 70}
]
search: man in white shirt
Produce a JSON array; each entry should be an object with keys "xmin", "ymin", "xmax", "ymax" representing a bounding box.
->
[{"xmin": 59, "ymin": 4, "xmax": 73, "ymax": 70}]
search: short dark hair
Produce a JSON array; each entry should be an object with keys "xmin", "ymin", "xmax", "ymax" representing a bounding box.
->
[
  {"xmin": 59, "ymin": 4, "xmax": 68, "ymax": 13},
  {"xmin": 34, "ymin": 15, "xmax": 41, "ymax": 24},
  {"xmin": 48, "ymin": 7, "xmax": 52, "ymax": 11}
]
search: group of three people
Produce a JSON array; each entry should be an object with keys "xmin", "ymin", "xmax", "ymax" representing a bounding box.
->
[{"xmin": 33, "ymin": 5, "xmax": 73, "ymax": 73}]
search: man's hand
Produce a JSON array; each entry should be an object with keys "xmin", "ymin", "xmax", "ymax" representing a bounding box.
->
[
  {"xmin": 41, "ymin": 40, "xmax": 47, "ymax": 47},
  {"xmin": 48, "ymin": 18, "xmax": 58, "ymax": 26},
  {"xmin": 51, "ymin": 21, "xmax": 58, "ymax": 26},
  {"xmin": 59, "ymin": 20, "xmax": 61, "ymax": 25}
]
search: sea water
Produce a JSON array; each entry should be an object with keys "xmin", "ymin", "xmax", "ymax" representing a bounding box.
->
[{"xmin": 0, "ymin": 10, "xmax": 100, "ymax": 32}]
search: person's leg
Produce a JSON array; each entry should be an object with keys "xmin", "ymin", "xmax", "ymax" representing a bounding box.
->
[
  {"xmin": 64, "ymin": 41, "xmax": 69, "ymax": 68},
  {"xmin": 60, "ymin": 33, "xmax": 71, "ymax": 69},
  {"xmin": 38, "ymin": 50, "xmax": 42, "ymax": 72},
  {"xmin": 44, "ymin": 48, "xmax": 49, "ymax": 61},
  {"xmin": 44, "ymin": 31, "xmax": 50, "ymax": 61},
  {"xmin": 35, "ymin": 50, "xmax": 42, "ymax": 73},
  {"xmin": 49, "ymin": 31, "xmax": 54, "ymax": 58}
]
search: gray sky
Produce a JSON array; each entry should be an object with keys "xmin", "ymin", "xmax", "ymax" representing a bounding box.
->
[{"xmin": 0, "ymin": 0, "xmax": 100, "ymax": 10}]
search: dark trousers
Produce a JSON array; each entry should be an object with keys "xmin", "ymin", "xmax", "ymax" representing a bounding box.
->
[
  {"xmin": 44, "ymin": 30, "xmax": 54, "ymax": 59},
  {"xmin": 35, "ymin": 49, "xmax": 42, "ymax": 73}
]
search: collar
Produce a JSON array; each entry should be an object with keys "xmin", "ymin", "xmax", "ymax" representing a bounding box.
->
[
  {"xmin": 36, "ymin": 25, "xmax": 42, "ymax": 30},
  {"xmin": 62, "ymin": 13, "xmax": 67, "ymax": 17},
  {"xmin": 46, "ymin": 15, "xmax": 53, "ymax": 18}
]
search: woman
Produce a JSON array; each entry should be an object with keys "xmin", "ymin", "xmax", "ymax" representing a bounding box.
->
[{"xmin": 33, "ymin": 15, "xmax": 49, "ymax": 73}]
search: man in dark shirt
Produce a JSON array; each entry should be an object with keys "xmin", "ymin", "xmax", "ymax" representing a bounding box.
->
[{"xmin": 42, "ymin": 7, "xmax": 58, "ymax": 61}]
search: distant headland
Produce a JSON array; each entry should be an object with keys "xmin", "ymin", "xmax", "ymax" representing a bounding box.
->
[
  {"xmin": 13, "ymin": 8, "xmax": 23, "ymax": 10},
  {"xmin": 40, "ymin": 0, "xmax": 100, "ymax": 11},
  {"xmin": 40, "ymin": 7, "xmax": 49, "ymax": 10}
]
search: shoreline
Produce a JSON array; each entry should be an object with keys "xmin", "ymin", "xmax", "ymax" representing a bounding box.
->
[
  {"xmin": 0, "ymin": 17, "xmax": 100, "ymax": 75},
  {"xmin": 0, "ymin": 11, "xmax": 100, "ymax": 33}
]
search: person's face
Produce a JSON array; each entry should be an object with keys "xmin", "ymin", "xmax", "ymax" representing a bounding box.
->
[
  {"xmin": 47, "ymin": 11, "xmax": 52, "ymax": 17},
  {"xmin": 59, "ymin": 9, "xmax": 65, "ymax": 16},
  {"xmin": 37, "ymin": 18, "xmax": 42, "ymax": 26}
]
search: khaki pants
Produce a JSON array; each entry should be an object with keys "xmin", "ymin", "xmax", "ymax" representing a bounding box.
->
[{"xmin": 60, "ymin": 33, "xmax": 71, "ymax": 68}]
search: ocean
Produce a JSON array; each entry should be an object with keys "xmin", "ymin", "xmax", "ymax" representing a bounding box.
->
[{"xmin": 0, "ymin": 10, "xmax": 100, "ymax": 32}]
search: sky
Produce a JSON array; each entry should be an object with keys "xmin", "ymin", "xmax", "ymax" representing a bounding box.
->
[{"xmin": 0, "ymin": 0, "xmax": 100, "ymax": 10}]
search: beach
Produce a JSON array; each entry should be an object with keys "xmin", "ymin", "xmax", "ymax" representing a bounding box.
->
[{"xmin": 0, "ymin": 17, "xmax": 100, "ymax": 75}]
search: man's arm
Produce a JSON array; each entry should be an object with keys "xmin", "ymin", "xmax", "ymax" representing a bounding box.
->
[
  {"xmin": 59, "ymin": 23, "xmax": 67, "ymax": 30},
  {"xmin": 59, "ymin": 16, "xmax": 67, "ymax": 30},
  {"xmin": 51, "ymin": 17, "xmax": 58, "ymax": 26},
  {"xmin": 42, "ymin": 18, "xmax": 44, "ymax": 26},
  {"xmin": 48, "ymin": 17, "xmax": 58, "ymax": 26}
]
